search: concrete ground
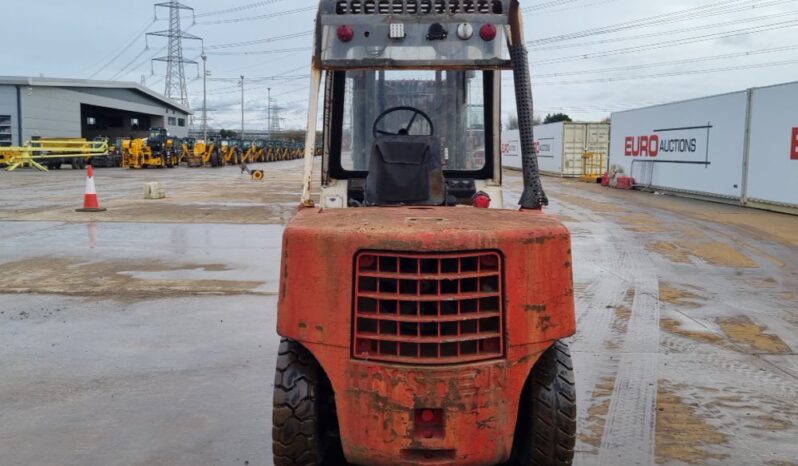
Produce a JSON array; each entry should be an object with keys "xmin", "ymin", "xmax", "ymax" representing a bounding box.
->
[{"xmin": 1, "ymin": 161, "xmax": 796, "ymax": 465}]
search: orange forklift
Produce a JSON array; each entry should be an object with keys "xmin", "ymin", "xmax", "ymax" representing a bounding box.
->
[{"xmin": 274, "ymin": 1, "xmax": 576, "ymax": 465}]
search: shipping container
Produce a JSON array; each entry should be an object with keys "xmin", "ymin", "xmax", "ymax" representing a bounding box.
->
[
  {"xmin": 609, "ymin": 80, "xmax": 798, "ymax": 213},
  {"xmin": 609, "ymin": 91, "xmax": 749, "ymax": 200},
  {"xmin": 501, "ymin": 122, "xmax": 610, "ymax": 177},
  {"xmin": 501, "ymin": 128, "xmax": 521, "ymax": 168},
  {"xmin": 745, "ymin": 82, "xmax": 798, "ymax": 212}
]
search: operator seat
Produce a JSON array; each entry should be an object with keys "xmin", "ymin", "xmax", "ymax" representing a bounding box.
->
[{"xmin": 364, "ymin": 135, "xmax": 445, "ymax": 206}]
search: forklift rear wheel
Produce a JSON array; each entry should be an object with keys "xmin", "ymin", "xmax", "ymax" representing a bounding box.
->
[
  {"xmin": 511, "ymin": 340, "xmax": 577, "ymax": 466},
  {"xmin": 272, "ymin": 338, "xmax": 342, "ymax": 466}
]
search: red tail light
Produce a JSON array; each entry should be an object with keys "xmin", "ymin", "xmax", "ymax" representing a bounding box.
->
[
  {"xmin": 479, "ymin": 24, "xmax": 497, "ymax": 41},
  {"xmin": 414, "ymin": 408, "xmax": 444, "ymax": 439},
  {"xmin": 473, "ymin": 191, "xmax": 491, "ymax": 208},
  {"xmin": 337, "ymin": 25, "xmax": 354, "ymax": 42}
]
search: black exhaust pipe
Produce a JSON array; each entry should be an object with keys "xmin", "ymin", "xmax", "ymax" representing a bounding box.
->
[{"xmin": 509, "ymin": 2, "xmax": 548, "ymax": 210}]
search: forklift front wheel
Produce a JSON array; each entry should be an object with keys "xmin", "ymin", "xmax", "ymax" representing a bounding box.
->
[
  {"xmin": 511, "ymin": 340, "xmax": 577, "ymax": 466},
  {"xmin": 272, "ymin": 338, "xmax": 342, "ymax": 466}
]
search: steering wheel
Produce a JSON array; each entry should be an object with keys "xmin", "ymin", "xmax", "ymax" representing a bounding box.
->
[{"xmin": 372, "ymin": 106, "xmax": 434, "ymax": 139}]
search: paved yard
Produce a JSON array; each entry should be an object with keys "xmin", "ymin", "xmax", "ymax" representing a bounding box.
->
[{"xmin": 1, "ymin": 161, "xmax": 796, "ymax": 465}]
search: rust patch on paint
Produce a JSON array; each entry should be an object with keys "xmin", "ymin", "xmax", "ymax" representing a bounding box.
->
[{"xmin": 524, "ymin": 304, "xmax": 547, "ymax": 313}]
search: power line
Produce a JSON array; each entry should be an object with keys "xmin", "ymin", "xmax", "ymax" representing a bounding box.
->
[
  {"xmin": 121, "ymin": 46, "xmax": 168, "ymax": 80},
  {"xmin": 86, "ymin": 18, "xmax": 156, "ymax": 79},
  {"xmin": 523, "ymin": 0, "xmax": 582, "ymax": 12},
  {"xmin": 531, "ymin": 0, "xmax": 620, "ymax": 16},
  {"xmin": 527, "ymin": 0, "xmax": 795, "ymax": 45},
  {"xmin": 194, "ymin": 0, "xmax": 290, "ymax": 18},
  {"xmin": 203, "ymin": 65, "xmax": 309, "ymax": 95},
  {"xmin": 531, "ymin": 58, "xmax": 798, "ymax": 86},
  {"xmin": 532, "ymin": 10, "xmax": 798, "ymax": 52},
  {"xmin": 178, "ymin": 0, "xmax": 796, "ymax": 123},
  {"xmin": 205, "ymin": 31, "xmax": 313, "ymax": 50},
  {"xmin": 531, "ymin": 20, "xmax": 798, "ymax": 65},
  {"xmin": 206, "ymin": 46, "xmax": 311, "ymax": 56},
  {"xmin": 528, "ymin": 45, "xmax": 798, "ymax": 79},
  {"xmin": 196, "ymin": 5, "xmax": 315, "ymax": 25},
  {"xmin": 109, "ymin": 47, "xmax": 156, "ymax": 81}
]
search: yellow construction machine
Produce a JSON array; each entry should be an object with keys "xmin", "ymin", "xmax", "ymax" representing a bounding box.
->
[
  {"xmin": 243, "ymin": 140, "xmax": 266, "ymax": 163},
  {"xmin": 178, "ymin": 137, "xmax": 196, "ymax": 165},
  {"xmin": 187, "ymin": 139, "xmax": 225, "ymax": 167},
  {"xmin": 220, "ymin": 139, "xmax": 243, "ymax": 165},
  {"xmin": 121, "ymin": 128, "xmax": 179, "ymax": 169},
  {"xmin": 0, "ymin": 138, "xmax": 107, "ymax": 171}
]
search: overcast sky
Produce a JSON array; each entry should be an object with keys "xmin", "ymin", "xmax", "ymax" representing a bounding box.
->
[{"xmin": 3, "ymin": 0, "xmax": 797, "ymax": 130}]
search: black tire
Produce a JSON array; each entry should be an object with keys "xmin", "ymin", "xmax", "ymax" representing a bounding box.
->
[
  {"xmin": 511, "ymin": 341, "xmax": 577, "ymax": 466},
  {"xmin": 272, "ymin": 339, "xmax": 342, "ymax": 466}
]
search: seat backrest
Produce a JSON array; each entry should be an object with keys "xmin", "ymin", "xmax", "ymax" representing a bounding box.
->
[{"xmin": 364, "ymin": 136, "xmax": 445, "ymax": 206}]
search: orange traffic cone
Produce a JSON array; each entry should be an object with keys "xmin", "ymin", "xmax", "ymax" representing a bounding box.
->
[{"xmin": 76, "ymin": 165, "xmax": 107, "ymax": 212}]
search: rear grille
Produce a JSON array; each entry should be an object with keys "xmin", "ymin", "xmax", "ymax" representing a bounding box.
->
[
  {"xmin": 335, "ymin": 0, "xmax": 504, "ymax": 15},
  {"xmin": 353, "ymin": 251, "xmax": 504, "ymax": 364}
]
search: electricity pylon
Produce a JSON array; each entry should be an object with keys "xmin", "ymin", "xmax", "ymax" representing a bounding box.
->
[{"xmin": 147, "ymin": 1, "xmax": 202, "ymax": 108}]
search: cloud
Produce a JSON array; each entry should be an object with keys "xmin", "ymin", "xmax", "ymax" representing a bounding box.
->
[{"xmin": 3, "ymin": 0, "xmax": 796, "ymax": 128}]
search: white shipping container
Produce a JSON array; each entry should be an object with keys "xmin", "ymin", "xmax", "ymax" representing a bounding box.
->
[
  {"xmin": 501, "ymin": 122, "xmax": 610, "ymax": 177},
  {"xmin": 501, "ymin": 129, "xmax": 521, "ymax": 169},
  {"xmin": 745, "ymin": 82, "xmax": 798, "ymax": 210},
  {"xmin": 609, "ymin": 92, "xmax": 749, "ymax": 200}
]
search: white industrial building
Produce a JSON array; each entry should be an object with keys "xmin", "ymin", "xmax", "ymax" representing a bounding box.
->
[{"xmin": 0, "ymin": 76, "xmax": 191, "ymax": 147}]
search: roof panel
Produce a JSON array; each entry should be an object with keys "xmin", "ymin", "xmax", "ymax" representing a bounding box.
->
[{"xmin": 0, "ymin": 75, "xmax": 191, "ymax": 114}]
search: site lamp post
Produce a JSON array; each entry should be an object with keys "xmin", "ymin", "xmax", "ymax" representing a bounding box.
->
[
  {"xmin": 201, "ymin": 52, "xmax": 210, "ymax": 142},
  {"xmin": 240, "ymin": 75, "xmax": 245, "ymax": 140}
]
